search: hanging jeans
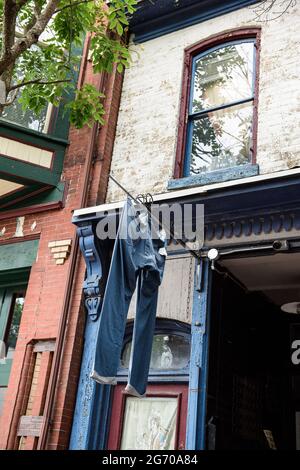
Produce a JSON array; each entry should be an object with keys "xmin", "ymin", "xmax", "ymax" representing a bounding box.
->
[{"xmin": 91, "ymin": 197, "xmax": 166, "ymax": 397}]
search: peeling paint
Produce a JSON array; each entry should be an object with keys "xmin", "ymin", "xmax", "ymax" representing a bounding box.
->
[{"xmin": 107, "ymin": 3, "xmax": 300, "ymax": 202}]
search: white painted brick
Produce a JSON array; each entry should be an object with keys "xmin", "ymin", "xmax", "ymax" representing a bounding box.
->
[{"xmin": 107, "ymin": 3, "xmax": 300, "ymax": 202}]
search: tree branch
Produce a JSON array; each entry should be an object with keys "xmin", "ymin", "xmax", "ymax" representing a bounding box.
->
[
  {"xmin": 54, "ymin": 0, "xmax": 95, "ymax": 14},
  {"xmin": 2, "ymin": 1, "xmax": 18, "ymax": 58},
  {"xmin": 16, "ymin": 0, "xmax": 30, "ymax": 12},
  {"xmin": 9, "ymin": 77, "xmax": 71, "ymax": 91},
  {"xmin": 253, "ymin": 0, "xmax": 296, "ymax": 21},
  {"xmin": 0, "ymin": 0, "xmax": 60, "ymax": 76}
]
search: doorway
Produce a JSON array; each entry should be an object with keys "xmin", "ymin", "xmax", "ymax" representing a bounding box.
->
[{"xmin": 207, "ymin": 251, "xmax": 300, "ymax": 450}]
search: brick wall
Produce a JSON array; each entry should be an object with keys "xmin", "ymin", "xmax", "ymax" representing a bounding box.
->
[
  {"xmin": 0, "ymin": 42, "xmax": 123, "ymax": 449},
  {"xmin": 106, "ymin": 2, "xmax": 300, "ymax": 202}
]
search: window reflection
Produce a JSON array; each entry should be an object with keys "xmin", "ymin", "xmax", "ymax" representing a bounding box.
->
[
  {"xmin": 121, "ymin": 334, "xmax": 190, "ymax": 371},
  {"xmin": 192, "ymin": 42, "xmax": 254, "ymax": 113},
  {"xmin": 191, "ymin": 102, "xmax": 252, "ymax": 174},
  {"xmin": 2, "ymin": 102, "xmax": 50, "ymax": 133}
]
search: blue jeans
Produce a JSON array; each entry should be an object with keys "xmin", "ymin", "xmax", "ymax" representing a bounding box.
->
[{"xmin": 91, "ymin": 198, "xmax": 166, "ymax": 397}]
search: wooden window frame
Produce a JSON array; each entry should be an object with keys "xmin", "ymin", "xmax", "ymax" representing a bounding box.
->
[
  {"xmin": 107, "ymin": 384, "xmax": 188, "ymax": 450},
  {"xmin": 174, "ymin": 27, "xmax": 261, "ymax": 180}
]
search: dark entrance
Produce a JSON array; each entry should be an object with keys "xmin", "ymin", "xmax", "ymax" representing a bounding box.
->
[{"xmin": 207, "ymin": 252, "xmax": 300, "ymax": 450}]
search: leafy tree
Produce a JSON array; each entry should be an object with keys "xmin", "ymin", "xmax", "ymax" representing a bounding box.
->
[{"xmin": 0, "ymin": 0, "xmax": 137, "ymax": 128}]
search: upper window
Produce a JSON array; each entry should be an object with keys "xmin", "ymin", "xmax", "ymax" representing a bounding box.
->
[
  {"xmin": 174, "ymin": 29, "xmax": 260, "ymax": 182},
  {"xmin": 2, "ymin": 101, "xmax": 53, "ymax": 133}
]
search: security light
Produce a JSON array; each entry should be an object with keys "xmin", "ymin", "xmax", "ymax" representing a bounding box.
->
[
  {"xmin": 207, "ymin": 248, "xmax": 219, "ymax": 261},
  {"xmin": 281, "ymin": 302, "xmax": 300, "ymax": 314}
]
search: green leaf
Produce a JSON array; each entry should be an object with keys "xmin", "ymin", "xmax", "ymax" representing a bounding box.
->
[{"xmin": 116, "ymin": 22, "xmax": 123, "ymax": 36}]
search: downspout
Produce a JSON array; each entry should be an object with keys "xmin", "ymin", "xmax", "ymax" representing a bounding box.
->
[{"xmin": 36, "ymin": 34, "xmax": 106, "ymax": 450}]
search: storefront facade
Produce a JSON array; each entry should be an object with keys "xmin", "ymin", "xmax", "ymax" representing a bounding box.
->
[{"xmin": 69, "ymin": 0, "xmax": 300, "ymax": 450}]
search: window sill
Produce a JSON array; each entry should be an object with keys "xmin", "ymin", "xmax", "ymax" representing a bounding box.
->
[{"xmin": 168, "ymin": 164, "xmax": 259, "ymax": 190}]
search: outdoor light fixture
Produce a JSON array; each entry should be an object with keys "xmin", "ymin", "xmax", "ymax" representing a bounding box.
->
[
  {"xmin": 281, "ymin": 302, "xmax": 300, "ymax": 314},
  {"xmin": 207, "ymin": 248, "xmax": 220, "ymax": 261}
]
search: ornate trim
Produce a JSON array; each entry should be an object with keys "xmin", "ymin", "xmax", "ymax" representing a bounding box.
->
[
  {"xmin": 205, "ymin": 210, "xmax": 300, "ymax": 243},
  {"xmin": 77, "ymin": 223, "xmax": 108, "ymax": 321},
  {"xmin": 48, "ymin": 239, "xmax": 72, "ymax": 265}
]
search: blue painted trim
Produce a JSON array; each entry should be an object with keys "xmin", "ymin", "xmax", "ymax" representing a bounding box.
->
[
  {"xmin": 169, "ymin": 164, "xmax": 259, "ymax": 189},
  {"xmin": 131, "ymin": 0, "xmax": 260, "ymax": 43},
  {"xmin": 73, "ymin": 175, "xmax": 300, "ymax": 228},
  {"xmin": 186, "ymin": 259, "xmax": 211, "ymax": 450},
  {"xmin": 69, "ymin": 314, "xmax": 113, "ymax": 450}
]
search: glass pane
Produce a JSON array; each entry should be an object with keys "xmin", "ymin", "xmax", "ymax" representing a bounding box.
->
[
  {"xmin": 192, "ymin": 42, "xmax": 254, "ymax": 113},
  {"xmin": 189, "ymin": 101, "xmax": 252, "ymax": 175},
  {"xmin": 120, "ymin": 396, "xmax": 178, "ymax": 450},
  {"xmin": 6, "ymin": 295, "xmax": 25, "ymax": 355},
  {"xmin": 121, "ymin": 334, "xmax": 190, "ymax": 371},
  {"xmin": 2, "ymin": 100, "xmax": 48, "ymax": 132}
]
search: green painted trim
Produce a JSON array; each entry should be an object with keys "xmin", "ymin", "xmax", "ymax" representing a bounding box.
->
[
  {"xmin": 50, "ymin": 42, "xmax": 83, "ymax": 140},
  {"xmin": 8, "ymin": 182, "xmax": 65, "ymax": 209},
  {"xmin": 0, "ymin": 268, "xmax": 30, "ymax": 287},
  {"xmin": 0, "ymin": 120, "xmax": 68, "ymax": 187},
  {"xmin": 0, "ymin": 239, "xmax": 39, "ymax": 272},
  {"xmin": 0, "ymin": 359, "xmax": 12, "ymax": 386},
  {"xmin": 0, "ymin": 155, "xmax": 60, "ymax": 186},
  {"xmin": 0, "ymin": 283, "xmax": 27, "ymax": 387},
  {"xmin": 0, "ymin": 290, "xmax": 13, "ymax": 339},
  {"xmin": 0, "ymin": 184, "xmax": 44, "ymax": 207},
  {"xmin": 0, "ymin": 119, "xmax": 69, "ymax": 145}
]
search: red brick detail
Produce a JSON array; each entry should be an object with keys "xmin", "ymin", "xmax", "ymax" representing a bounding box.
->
[{"xmin": 0, "ymin": 33, "xmax": 124, "ymax": 450}]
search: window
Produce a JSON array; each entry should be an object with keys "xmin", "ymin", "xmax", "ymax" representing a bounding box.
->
[
  {"xmin": 2, "ymin": 101, "xmax": 53, "ymax": 134},
  {"xmin": 118, "ymin": 319, "xmax": 191, "ymax": 380},
  {"xmin": 174, "ymin": 29, "xmax": 260, "ymax": 185},
  {"xmin": 0, "ymin": 288, "xmax": 26, "ymax": 414},
  {"xmin": 121, "ymin": 333, "xmax": 190, "ymax": 371}
]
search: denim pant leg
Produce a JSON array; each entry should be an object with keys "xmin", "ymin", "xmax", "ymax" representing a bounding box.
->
[
  {"xmin": 126, "ymin": 269, "xmax": 160, "ymax": 396},
  {"xmin": 92, "ymin": 235, "xmax": 137, "ymax": 383}
]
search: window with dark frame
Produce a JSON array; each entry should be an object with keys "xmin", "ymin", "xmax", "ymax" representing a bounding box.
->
[
  {"xmin": 175, "ymin": 29, "xmax": 260, "ymax": 181},
  {"xmin": 0, "ymin": 288, "xmax": 26, "ymax": 415}
]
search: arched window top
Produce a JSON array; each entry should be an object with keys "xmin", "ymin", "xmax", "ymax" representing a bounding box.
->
[
  {"xmin": 118, "ymin": 319, "xmax": 191, "ymax": 380},
  {"xmin": 173, "ymin": 28, "xmax": 261, "ymax": 184},
  {"xmin": 121, "ymin": 333, "xmax": 190, "ymax": 371},
  {"xmin": 190, "ymin": 39, "xmax": 255, "ymax": 115}
]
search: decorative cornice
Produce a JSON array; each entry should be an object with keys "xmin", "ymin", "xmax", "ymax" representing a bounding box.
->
[{"xmin": 205, "ymin": 210, "xmax": 300, "ymax": 243}]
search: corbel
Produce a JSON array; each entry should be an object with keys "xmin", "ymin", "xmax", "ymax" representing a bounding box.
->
[{"xmin": 76, "ymin": 222, "xmax": 110, "ymax": 321}]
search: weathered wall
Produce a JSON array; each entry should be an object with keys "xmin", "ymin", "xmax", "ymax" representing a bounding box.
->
[
  {"xmin": 106, "ymin": 3, "xmax": 300, "ymax": 202},
  {"xmin": 128, "ymin": 254, "xmax": 194, "ymax": 323}
]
